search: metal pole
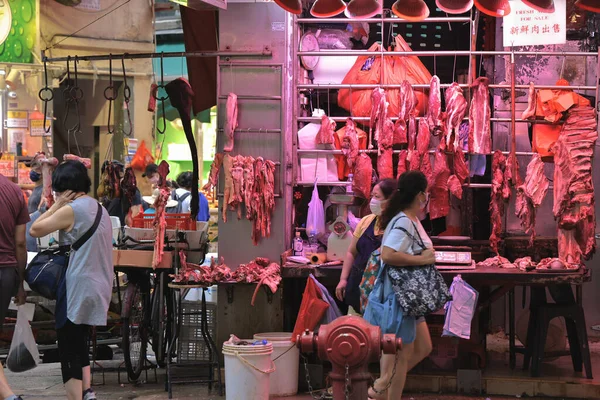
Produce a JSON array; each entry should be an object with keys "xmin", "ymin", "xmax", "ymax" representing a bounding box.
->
[
  {"xmin": 510, "ymin": 49, "xmax": 517, "ymax": 178},
  {"xmin": 296, "ymin": 50, "xmax": 598, "ymax": 57},
  {"xmin": 296, "ymin": 83, "xmax": 597, "ymax": 90},
  {"xmin": 42, "ymin": 50, "xmax": 273, "ymax": 63},
  {"xmin": 297, "ymin": 17, "xmax": 473, "ymax": 23}
]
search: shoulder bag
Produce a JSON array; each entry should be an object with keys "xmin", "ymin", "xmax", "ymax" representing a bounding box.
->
[
  {"xmin": 362, "ymin": 257, "xmax": 404, "ymax": 334},
  {"xmin": 26, "ymin": 203, "xmax": 103, "ymax": 300},
  {"xmin": 387, "ymin": 219, "xmax": 451, "ymax": 317}
]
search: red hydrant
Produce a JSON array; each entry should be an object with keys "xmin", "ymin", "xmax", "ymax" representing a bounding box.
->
[{"xmin": 297, "ymin": 315, "xmax": 402, "ymax": 400}]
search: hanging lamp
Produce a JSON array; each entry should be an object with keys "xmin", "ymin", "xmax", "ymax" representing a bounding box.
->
[
  {"xmin": 435, "ymin": 0, "xmax": 473, "ymax": 14},
  {"xmin": 522, "ymin": 0, "xmax": 555, "ymax": 12},
  {"xmin": 473, "ymin": 0, "xmax": 511, "ymax": 17},
  {"xmin": 345, "ymin": 0, "xmax": 383, "ymax": 19},
  {"xmin": 274, "ymin": 0, "xmax": 302, "ymax": 14},
  {"xmin": 311, "ymin": 0, "xmax": 347, "ymax": 17},
  {"xmin": 392, "ymin": 0, "xmax": 430, "ymax": 21},
  {"xmin": 576, "ymin": 0, "xmax": 600, "ymax": 13}
]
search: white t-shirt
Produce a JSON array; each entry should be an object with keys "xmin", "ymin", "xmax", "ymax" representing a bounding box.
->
[
  {"xmin": 175, "ymin": 188, "xmax": 192, "ymax": 213},
  {"xmin": 382, "ymin": 212, "xmax": 433, "ymax": 255}
]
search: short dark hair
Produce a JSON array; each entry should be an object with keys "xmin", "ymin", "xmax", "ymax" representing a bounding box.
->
[
  {"xmin": 143, "ymin": 163, "xmax": 158, "ymax": 178},
  {"xmin": 176, "ymin": 171, "xmax": 193, "ymax": 190},
  {"xmin": 380, "ymin": 171, "xmax": 428, "ymax": 231},
  {"xmin": 52, "ymin": 160, "xmax": 92, "ymax": 194}
]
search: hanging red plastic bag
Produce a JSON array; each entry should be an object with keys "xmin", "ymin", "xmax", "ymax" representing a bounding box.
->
[
  {"xmin": 130, "ymin": 141, "xmax": 154, "ymax": 171},
  {"xmin": 291, "ymin": 278, "xmax": 330, "ymax": 343}
]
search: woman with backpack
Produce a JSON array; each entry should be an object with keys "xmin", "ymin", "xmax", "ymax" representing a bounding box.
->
[{"xmin": 175, "ymin": 171, "xmax": 210, "ymax": 222}]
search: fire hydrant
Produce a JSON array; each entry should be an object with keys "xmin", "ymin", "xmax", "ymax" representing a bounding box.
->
[{"xmin": 297, "ymin": 315, "xmax": 402, "ymax": 400}]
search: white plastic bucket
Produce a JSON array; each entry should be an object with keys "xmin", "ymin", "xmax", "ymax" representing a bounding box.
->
[
  {"xmin": 254, "ymin": 332, "xmax": 299, "ymax": 397},
  {"xmin": 223, "ymin": 340, "xmax": 274, "ymax": 400}
]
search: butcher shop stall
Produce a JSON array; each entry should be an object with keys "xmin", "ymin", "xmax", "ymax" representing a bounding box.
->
[{"xmin": 201, "ymin": 0, "xmax": 600, "ymax": 397}]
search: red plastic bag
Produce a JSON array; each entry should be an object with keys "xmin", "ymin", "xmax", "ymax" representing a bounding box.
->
[
  {"xmin": 291, "ymin": 278, "xmax": 330, "ymax": 343},
  {"xmin": 130, "ymin": 141, "xmax": 154, "ymax": 171}
]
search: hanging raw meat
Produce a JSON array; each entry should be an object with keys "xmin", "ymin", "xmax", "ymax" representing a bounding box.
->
[
  {"xmin": 223, "ymin": 93, "xmax": 239, "ymax": 152},
  {"xmin": 341, "ymin": 119, "xmax": 360, "ymax": 169},
  {"xmin": 426, "ymin": 75, "xmax": 443, "ymax": 136},
  {"xmin": 39, "ymin": 155, "xmax": 59, "ymax": 208},
  {"xmin": 408, "ymin": 150, "xmax": 421, "ymax": 171},
  {"xmin": 444, "ymin": 83, "xmax": 468, "ymax": 151},
  {"xmin": 468, "ymin": 77, "xmax": 492, "ymax": 155},
  {"xmin": 395, "ymin": 80, "xmax": 418, "ymax": 145},
  {"xmin": 454, "ymin": 149, "xmax": 469, "ymax": 184},
  {"xmin": 421, "ymin": 153, "xmax": 434, "ymax": 187},
  {"xmin": 152, "ymin": 161, "xmax": 171, "ymax": 269},
  {"xmin": 515, "ymin": 154, "xmax": 549, "ymax": 246},
  {"xmin": 416, "ymin": 118, "xmax": 430, "ymax": 156},
  {"xmin": 230, "ymin": 155, "xmax": 245, "ymax": 220},
  {"xmin": 429, "ymin": 150, "xmax": 450, "ymax": 220},
  {"xmin": 407, "ymin": 115, "xmax": 417, "ymax": 150},
  {"xmin": 316, "ymin": 114, "xmax": 336, "ymax": 145},
  {"xmin": 370, "ymin": 88, "xmax": 388, "ymax": 148},
  {"xmin": 447, "ymin": 175, "xmax": 463, "ymax": 200},
  {"xmin": 378, "ymin": 119, "xmax": 394, "ymax": 151},
  {"xmin": 489, "ymin": 150, "xmax": 507, "ymax": 255},
  {"xmin": 63, "ymin": 154, "xmax": 92, "ymax": 169},
  {"xmin": 202, "ymin": 153, "xmax": 224, "ymax": 192},
  {"xmin": 222, "ymin": 154, "xmax": 234, "ymax": 222},
  {"xmin": 353, "ymin": 153, "xmax": 373, "ymax": 199},
  {"xmin": 249, "ymin": 158, "xmax": 276, "ymax": 245},
  {"xmin": 552, "ymin": 106, "xmax": 598, "ymax": 263},
  {"xmin": 397, "ymin": 150, "xmax": 408, "ymax": 179},
  {"xmin": 521, "ymin": 82, "xmax": 537, "ymax": 120},
  {"xmin": 243, "ymin": 156, "xmax": 255, "ymax": 220},
  {"xmin": 165, "ymin": 78, "xmax": 200, "ymax": 219},
  {"xmin": 377, "ymin": 147, "xmax": 394, "ymax": 180}
]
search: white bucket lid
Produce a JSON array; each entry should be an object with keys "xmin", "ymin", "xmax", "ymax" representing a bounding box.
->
[
  {"xmin": 253, "ymin": 332, "xmax": 293, "ymax": 342},
  {"xmin": 222, "ymin": 341, "xmax": 273, "ymax": 356}
]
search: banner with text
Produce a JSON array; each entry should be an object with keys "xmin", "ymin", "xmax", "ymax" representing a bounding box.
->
[{"xmin": 503, "ymin": 0, "xmax": 566, "ymax": 47}]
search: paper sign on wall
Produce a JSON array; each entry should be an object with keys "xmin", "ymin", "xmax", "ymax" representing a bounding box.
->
[
  {"xmin": 30, "ymin": 119, "xmax": 52, "ymax": 137},
  {"xmin": 6, "ymin": 111, "xmax": 28, "ymax": 128},
  {"xmin": 0, "ymin": 156, "xmax": 15, "ymax": 177},
  {"xmin": 18, "ymin": 163, "xmax": 32, "ymax": 185},
  {"xmin": 503, "ymin": 0, "xmax": 566, "ymax": 47}
]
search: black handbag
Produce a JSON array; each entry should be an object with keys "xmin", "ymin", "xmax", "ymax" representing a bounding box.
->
[
  {"xmin": 26, "ymin": 203, "xmax": 103, "ymax": 299},
  {"xmin": 386, "ymin": 218, "xmax": 452, "ymax": 317}
]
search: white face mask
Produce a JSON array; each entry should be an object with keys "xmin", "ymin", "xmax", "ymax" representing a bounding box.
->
[{"xmin": 370, "ymin": 198, "xmax": 383, "ymax": 216}]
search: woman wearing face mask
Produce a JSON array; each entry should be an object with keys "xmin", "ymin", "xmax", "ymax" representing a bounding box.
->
[
  {"xmin": 335, "ymin": 179, "xmax": 397, "ymax": 313},
  {"xmin": 368, "ymin": 171, "xmax": 435, "ymax": 400},
  {"xmin": 28, "ymin": 159, "xmax": 44, "ymax": 214}
]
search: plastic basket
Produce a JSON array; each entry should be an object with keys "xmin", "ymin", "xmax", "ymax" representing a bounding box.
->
[
  {"xmin": 131, "ymin": 213, "xmax": 196, "ymax": 230},
  {"xmin": 177, "ymin": 301, "xmax": 217, "ymax": 363}
]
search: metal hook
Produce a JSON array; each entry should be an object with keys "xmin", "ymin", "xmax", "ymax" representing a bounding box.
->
[
  {"xmin": 560, "ymin": 51, "xmax": 566, "ymax": 80},
  {"xmin": 104, "ymin": 53, "xmax": 117, "ymax": 134},
  {"xmin": 122, "ymin": 54, "xmax": 133, "ymax": 136},
  {"xmin": 38, "ymin": 58, "xmax": 54, "ymax": 134},
  {"xmin": 154, "ymin": 52, "xmax": 168, "ymax": 135}
]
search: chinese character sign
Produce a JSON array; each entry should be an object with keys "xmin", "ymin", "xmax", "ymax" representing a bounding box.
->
[{"xmin": 503, "ymin": 0, "xmax": 566, "ymax": 47}]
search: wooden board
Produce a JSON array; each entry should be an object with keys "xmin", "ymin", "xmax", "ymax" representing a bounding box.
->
[{"xmin": 113, "ymin": 249, "xmax": 172, "ymax": 269}]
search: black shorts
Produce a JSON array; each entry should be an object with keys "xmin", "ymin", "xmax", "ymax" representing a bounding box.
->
[
  {"xmin": 57, "ymin": 320, "xmax": 90, "ymax": 383},
  {"xmin": 0, "ymin": 267, "xmax": 19, "ymax": 329}
]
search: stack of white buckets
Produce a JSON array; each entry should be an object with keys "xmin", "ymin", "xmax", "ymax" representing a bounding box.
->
[{"xmin": 223, "ymin": 332, "xmax": 300, "ymax": 399}]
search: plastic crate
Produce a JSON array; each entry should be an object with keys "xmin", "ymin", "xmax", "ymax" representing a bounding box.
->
[
  {"xmin": 177, "ymin": 301, "xmax": 217, "ymax": 363},
  {"xmin": 131, "ymin": 213, "xmax": 196, "ymax": 230}
]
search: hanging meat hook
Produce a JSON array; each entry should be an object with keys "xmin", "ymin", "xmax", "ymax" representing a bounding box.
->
[
  {"xmin": 70, "ymin": 56, "xmax": 83, "ymax": 135},
  {"xmin": 62, "ymin": 56, "xmax": 73, "ymax": 133},
  {"xmin": 38, "ymin": 58, "xmax": 54, "ymax": 133},
  {"xmin": 122, "ymin": 54, "xmax": 133, "ymax": 136},
  {"xmin": 153, "ymin": 52, "xmax": 168, "ymax": 134},
  {"xmin": 104, "ymin": 53, "xmax": 117, "ymax": 134}
]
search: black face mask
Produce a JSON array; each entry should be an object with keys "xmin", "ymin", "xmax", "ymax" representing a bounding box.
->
[{"xmin": 30, "ymin": 170, "xmax": 41, "ymax": 182}]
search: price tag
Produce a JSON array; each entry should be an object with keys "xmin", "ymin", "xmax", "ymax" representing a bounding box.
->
[
  {"xmin": 0, "ymin": 159, "xmax": 15, "ymax": 177},
  {"xmin": 18, "ymin": 164, "xmax": 32, "ymax": 185}
]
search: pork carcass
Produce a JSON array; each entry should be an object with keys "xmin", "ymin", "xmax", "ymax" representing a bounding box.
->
[
  {"xmin": 553, "ymin": 106, "xmax": 598, "ymax": 263},
  {"xmin": 251, "ymin": 262, "xmax": 281, "ymax": 306},
  {"xmin": 63, "ymin": 154, "xmax": 92, "ymax": 169},
  {"xmin": 202, "ymin": 153, "xmax": 224, "ymax": 192},
  {"xmin": 39, "ymin": 155, "xmax": 59, "ymax": 208},
  {"xmin": 378, "ymin": 119, "xmax": 394, "ymax": 151},
  {"xmin": 222, "ymin": 154, "xmax": 234, "ymax": 222},
  {"xmin": 171, "ymin": 251, "xmax": 213, "ymax": 284},
  {"xmin": 521, "ymin": 82, "xmax": 537, "ymax": 120},
  {"xmin": 397, "ymin": 150, "xmax": 408, "ymax": 179},
  {"xmin": 341, "ymin": 119, "xmax": 360, "ymax": 169},
  {"xmin": 395, "ymin": 80, "xmax": 418, "ymax": 145},
  {"xmin": 448, "ymin": 175, "xmax": 463, "ymax": 200},
  {"xmin": 353, "ymin": 153, "xmax": 373, "ymax": 199},
  {"xmin": 505, "ymin": 150, "xmax": 522, "ymax": 188},
  {"xmin": 426, "ymin": 75, "xmax": 443, "ymax": 136},
  {"xmin": 316, "ymin": 114, "xmax": 336, "ymax": 145},
  {"xmin": 223, "ymin": 93, "xmax": 238, "ymax": 152},
  {"xmin": 421, "ymin": 154, "xmax": 434, "ymax": 187},
  {"xmin": 243, "ymin": 156, "xmax": 255, "ymax": 220},
  {"xmin": 429, "ymin": 150, "xmax": 450, "ymax": 220},
  {"xmin": 408, "ymin": 150, "xmax": 421, "ymax": 172},
  {"xmin": 152, "ymin": 161, "xmax": 171, "ymax": 269},
  {"xmin": 370, "ymin": 88, "xmax": 388, "ymax": 148},
  {"xmin": 230, "ymin": 155, "xmax": 245, "ymax": 220},
  {"xmin": 210, "ymin": 257, "xmax": 232, "ymax": 282},
  {"xmin": 477, "ymin": 255, "xmax": 510, "ymax": 268},
  {"xmin": 468, "ymin": 77, "xmax": 492, "ymax": 155},
  {"xmin": 377, "ymin": 147, "xmax": 394, "ymax": 180},
  {"xmin": 444, "ymin": 83, "xmax": 468, "ymax": 151},
  {"xmin": 489, "ymin": 150, "xmax": 507, "ymax": 254}
]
